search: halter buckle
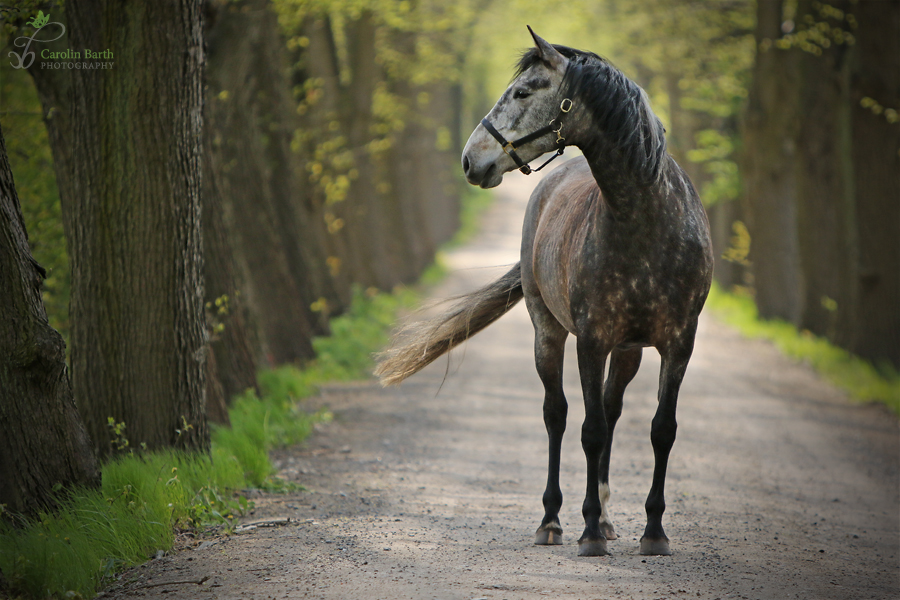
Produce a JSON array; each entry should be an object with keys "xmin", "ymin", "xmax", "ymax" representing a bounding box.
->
[{"xmin": 560, "ymin": 98, "xmax": 573, "ymax": 113}]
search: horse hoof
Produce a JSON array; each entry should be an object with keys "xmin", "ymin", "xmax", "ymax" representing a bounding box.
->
[
  {"xmin": 599, "ymin": 521, "xmax": 617, "ymax": 541},
  {"xmin": 577, "ymin": 538, "xmax": 609, "ymax": 556},
  {"xmin": 535, "ymin": 524, "xmax": 563, "ymax": 545},
  {"xmin": 639, "ymin": 536, "xmax": 672, "ymax": 556}
]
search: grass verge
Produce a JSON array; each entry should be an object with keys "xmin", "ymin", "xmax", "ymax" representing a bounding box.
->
[
  {"xmin": 0, "ymin": 286, "xmax": 418, "ymax": 599},
  {"xmin": 706, "ymin": 283, "xmax": 900, "ymax": 415}
]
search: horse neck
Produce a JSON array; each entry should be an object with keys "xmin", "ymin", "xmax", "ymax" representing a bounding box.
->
[{"xmin": 578, "ymin": 136, "xmax": 671, "ymax": 218}]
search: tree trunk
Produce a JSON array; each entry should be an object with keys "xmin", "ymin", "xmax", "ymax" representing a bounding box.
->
[
  {"xmin": 201, "ymin": 145, "xmax": 259, "ymax": 416},
  {"xmin": 205, "ymin": 0, "xmax": 324, "ymax": 366},
  {"xmin": 299, "ymin": 16, "xmax": 377, "ymax": 293},
  {"xmin": 848, "ymin": 0, "xmax": 900, "ymax": 368},
  {"xmin": 0, "ymin": 124, "xmax": 99, "ymax": 514},
  {"xmin": 412, "ymin": 81, "xmax": 461, "ymax": 251},
  {"xmin": 740, "ymin": 0, "xmax": 805, "ymax": 323},
  {"xmin": 52, "ymin": 0, "xmax": 209, "ymax": 458},
  {"xmin": 706, "ymin": 200, "xmax": 747, "ymax": 289},
  {"xmin": 793, "ymin": 1, "xmax": 856, "ymax": 342}
]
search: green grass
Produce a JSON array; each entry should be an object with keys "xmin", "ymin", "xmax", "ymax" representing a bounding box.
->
[
  {"xmin": 706, "ymin": 283, "xmax": 900, "ymax": 414},
  {"xmin": 0, "ymin": 450, "xmax": 247, "ymax": 598},
  {"xmin": 0, "ymin": 286, "xmax": 420, "ymax": 599}
]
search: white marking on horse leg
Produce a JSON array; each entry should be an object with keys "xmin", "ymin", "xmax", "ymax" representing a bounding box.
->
[
  {"xmin": 599, "ymin": 482, "xmax": 611, "ymax": 521},
  {"xmin": 598, "ymin": 482, "xmax": 617, "ymax": 539}
]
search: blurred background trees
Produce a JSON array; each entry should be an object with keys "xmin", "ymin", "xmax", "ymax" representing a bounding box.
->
[{"xmin": 0, "ymin": 0, "xmax": 897, "ymax": 502}]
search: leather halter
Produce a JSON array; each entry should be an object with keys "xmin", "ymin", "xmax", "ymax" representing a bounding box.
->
[{"xmin": 480, "ymin": 98, "xmax": 574, "ymax": 175}]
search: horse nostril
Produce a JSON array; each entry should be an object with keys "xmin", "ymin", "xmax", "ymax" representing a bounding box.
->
[{"xmin": 462, "ymin": 155, "xmax": 470, "ymax": 175}]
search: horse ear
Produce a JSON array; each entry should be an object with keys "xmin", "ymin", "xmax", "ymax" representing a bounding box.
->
[{"xmin": 527, "ymin": 25, "xmax": 566, "ymax": 70}]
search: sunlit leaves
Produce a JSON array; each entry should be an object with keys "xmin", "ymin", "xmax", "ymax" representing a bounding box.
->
[{"xmin": 604, "ymin": 0, "xmax": 753, "ymax": 206}]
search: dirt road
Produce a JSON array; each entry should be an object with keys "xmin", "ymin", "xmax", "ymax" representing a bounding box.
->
[{"xmin": 106, "ymin": 167, "xmax": 899, "ymax": 600}]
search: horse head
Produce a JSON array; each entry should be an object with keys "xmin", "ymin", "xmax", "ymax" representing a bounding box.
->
[{"xmin": 462, "ymin": 28, "xmax": 572, "ymax": 189}]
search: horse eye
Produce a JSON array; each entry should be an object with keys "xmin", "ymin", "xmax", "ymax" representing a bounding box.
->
[{"xmin": 513, "ymin": 89, "xmax": 531, "ymax": 100}]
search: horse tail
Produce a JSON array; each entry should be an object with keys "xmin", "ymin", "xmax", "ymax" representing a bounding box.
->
[{"xmin": 375, "ymin": 263, "xmax": 524, "ymax": 386}]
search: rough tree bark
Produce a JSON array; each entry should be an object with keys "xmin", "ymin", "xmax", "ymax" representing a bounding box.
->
[
  {"xmin": 32, "ymin": 0, "xmax": 210, "ymax": 458},
  {"xmin": 0, "ymin": 124, "xmax": 99, "ymax": 514}
]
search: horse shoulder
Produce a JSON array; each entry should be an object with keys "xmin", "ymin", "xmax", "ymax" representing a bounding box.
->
[{"xmin": 522, "ymin": 157, "xmax": 597, "ymax": 334}]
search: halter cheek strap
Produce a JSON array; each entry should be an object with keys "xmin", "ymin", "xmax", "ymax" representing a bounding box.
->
[{"xmin": 481, "ymin": 98, "xmax": 573, "ymax": 175}]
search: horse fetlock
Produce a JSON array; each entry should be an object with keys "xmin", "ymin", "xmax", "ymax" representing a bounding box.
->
[
  {"xmin": 542, "ymin": 488, "xmax": 563, "ymax": 511},
  {"xmin": 580, "ymin": 429, "xmax": 607, "ymax": 454}
]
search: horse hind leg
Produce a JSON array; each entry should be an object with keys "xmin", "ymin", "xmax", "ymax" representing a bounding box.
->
[
  {"xmin": 640, "ymin": 337, "xmax": 695, "ymax": 556},
  {"xmin": 529, "ymin": 301, "xmax": 569, "ymax": 546},
  {"xmin": 597, "ymin": 347, "xmax": 642, "ymax": 541}
]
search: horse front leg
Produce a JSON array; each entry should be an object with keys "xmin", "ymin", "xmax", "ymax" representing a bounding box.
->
[
  {"xmin": 598, "ymin": 347, "xmax": 642, "ymax": 541},
  {"xmin": 640, "ymin": 336, "xmax": 695, "ymax": 556},
  {"xmin": 575, "ymin": 335, "xmax": 612, "ymax": 556},
  {"xmin": 531, "ymin": 313, "xmax": 569, "ymax": 546}
]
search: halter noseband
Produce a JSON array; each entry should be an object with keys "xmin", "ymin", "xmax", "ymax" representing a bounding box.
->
[{"xmin": 480, "ymin": 98, "xmax": 573, "ymax": 175}]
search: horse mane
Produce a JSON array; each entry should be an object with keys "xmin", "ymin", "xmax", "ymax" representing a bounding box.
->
[{"xmin": 516, "ymin": 46, "xmax": 667, "ymax": 185}]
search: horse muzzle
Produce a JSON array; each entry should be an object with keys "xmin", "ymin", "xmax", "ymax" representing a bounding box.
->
[{"xmin": 462, "ymin": 129, "xmax": 507, "ymax": 189}]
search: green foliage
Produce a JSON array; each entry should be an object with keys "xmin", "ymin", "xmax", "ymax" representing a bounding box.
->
[
  {"xmin": 274, "ymin": 0, "xmax": 478, "ymax": 211},
  {"xmin": 311, "ymin": 285, "xmax": 417, "ymax": 380},
  {"xmin": 767, "ymin": 1, "xmax": 857, "ymax": 56},
  {"xmin": 212, "ymin": 386, "xmax": 328, "ymax": 487},
  {"xmin": 707, "ymin": 283, "xmax": 900, "ymax": 414},
  {"xmin": 612, "ymin": 0, "xmax": 754, "ymax": 207},
  {"xmin": 721, "ymin": 220, "xmax": 751, "ymax": 267},
  {"xmin": 686, "ymin": 129, "xmax": 742, "ymax": 206},
  {"xmin": 0, "ymin": 399, "xmax": 318, "ymax": 599}
]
